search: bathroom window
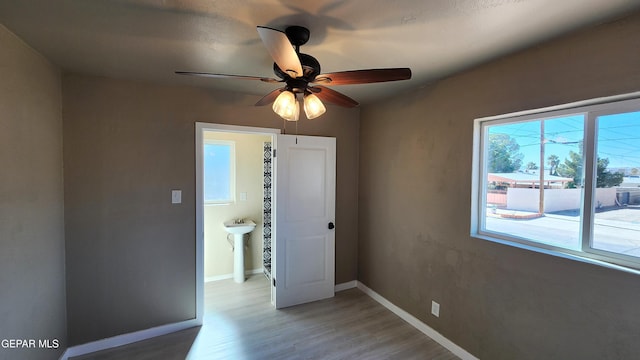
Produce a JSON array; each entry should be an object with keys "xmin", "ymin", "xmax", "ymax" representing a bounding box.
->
[
  {"xmin": 204, "ymin": 140, "xmax": 235, "ymax": 204},
  {"xmin": 471, "ymin": 95, "xmax": 640, "ymax": 271}
]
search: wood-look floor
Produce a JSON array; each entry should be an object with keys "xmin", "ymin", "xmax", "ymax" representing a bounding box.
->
[{"xmin": 72, "ymin": 276, "xmax": 459, "ymax": 360}]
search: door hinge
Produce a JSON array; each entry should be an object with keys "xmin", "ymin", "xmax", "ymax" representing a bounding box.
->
[
  {"xmin": 273, "ymin": 278, "xmax": 276, "ymax": 287},
  {"xmin": 273, "ymin": 149, "xmax": 276, "ymax": 158}
]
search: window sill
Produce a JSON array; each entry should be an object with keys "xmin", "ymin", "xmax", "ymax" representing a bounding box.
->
[{"xmin": 204, "ymin": 202, "xmax": 234, "ymax": 206}]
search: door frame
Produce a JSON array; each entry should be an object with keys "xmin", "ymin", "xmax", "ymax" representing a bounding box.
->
[{"xmin": 195, "ymin": 122, "xmax": 281, "ymax": 323}]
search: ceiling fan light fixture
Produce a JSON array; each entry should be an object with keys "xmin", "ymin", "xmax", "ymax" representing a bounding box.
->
[
  {"xmin": 303, "ymin": 93, "xmax": 326, "ymax": 119},
  {"xmin": 176, "ymin": 26, "xmax": 412, "ymax": 117},
  {"xmin": 272, "ymin": 90, "xmax": 299, "ymax": 121}
]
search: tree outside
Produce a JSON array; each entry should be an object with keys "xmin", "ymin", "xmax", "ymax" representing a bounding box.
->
[
  {"xmin": 488, "ymin": 133, "xmax": 523, "ymax": 173},
  {"xmin": 597, "ymin": 158, "xmax": 624, "ymax": 188},
  {"xmin": 547, "ymin": 154, "xmax": 559, "ymax": 176},
  {"xmin": 556, "ymin": 150, "xmax": 624, "ymax": 188},
  {"xmin": 557, "ymin": 150, "xmax": 583, "ymax": 188}
]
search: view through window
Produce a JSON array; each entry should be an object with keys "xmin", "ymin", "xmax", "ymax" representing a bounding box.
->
[
  {"xmin": 592, "ymin": 111, "xmax": 640, "ymax": 257},
  {"xmin": 475, "ymin": 97, "xmax": 640, "ymax": 268}
]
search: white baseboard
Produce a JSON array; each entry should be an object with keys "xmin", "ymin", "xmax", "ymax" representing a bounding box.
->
[
  {"xmin": 356, "ymin": 282, "xmax": 479, "ymax": 360},
  {"xmin": 59, "ymin": 278, "xmax": 475, "ymax": 360},
  {"xmin": 334, "ymin": 280, "xmax": 357, "ymax": 292},
  {"xmin": 205, "ymin": 268, "xmax": 263, "ymax": 282},
  {"xmin": 59, "ymin": 319, "xmax": 200, "ymax": 360},
  {"xmin": 59, "ymin": 268, "xmax": 264, "ymax": 359}
]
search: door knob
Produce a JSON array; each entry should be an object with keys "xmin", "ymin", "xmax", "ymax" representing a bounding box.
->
[{"xmin": 328, "ymin": 222, "xmax": 335, "ymax": 230}]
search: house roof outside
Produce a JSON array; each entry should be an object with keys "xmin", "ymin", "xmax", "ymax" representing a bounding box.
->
[{"xmin": 489, "ymin": 172, "xmax": 573, "ymax": 186}]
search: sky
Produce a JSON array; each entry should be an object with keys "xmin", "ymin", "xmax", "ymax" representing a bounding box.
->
[
  {"xmin": 488, "ymin": 111, "xmax": 640, "ymax": 172},
  {"xmin": 598, "ymin": 111, "xmax": 640, "ymax": 169}
]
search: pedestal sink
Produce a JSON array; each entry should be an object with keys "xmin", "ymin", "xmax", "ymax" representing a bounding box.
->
[{"xmin": 223, "ymin": 219, "xmax": 256, "ymax": 283}]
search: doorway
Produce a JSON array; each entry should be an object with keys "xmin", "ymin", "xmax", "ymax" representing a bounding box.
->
[
  {"xmin": 202, "ymin": 131, "xmax": 271, "ymax": 283},
  {"xmin": 195, "ymin": 123, "xmax": 337, "ymax": 322},
  {"xmin": 195, "ymin": 123, "xmax": 280, "ymax": 322}
]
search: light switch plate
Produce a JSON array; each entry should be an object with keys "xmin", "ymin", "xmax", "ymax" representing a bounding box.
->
[
  {"xmin": 171, "ymin": 190, "xmax": 182, "ymax": 204},
  {"xmin": 240, "ymin": 192, "xmax": 247, "ymax": 201}
]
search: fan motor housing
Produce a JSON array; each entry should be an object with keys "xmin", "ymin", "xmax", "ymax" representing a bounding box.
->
[
  {"xmin": 285, "ymin": 26, "xmax": 310, "ymax": 47},
  {"xmin": 285, "ymin": 78, "xmax": 309, "ymax": 94},
  {"xmin": 273, "ymin": 53, "xmax": 320, "ymax": 81}
]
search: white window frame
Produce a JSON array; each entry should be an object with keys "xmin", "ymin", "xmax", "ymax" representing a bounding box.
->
[
  {"xmin": 203, "ymin": 139, "xmax": 236, "ymax": 205},
  {"xmin": 471, "ymin": 92, "xmax": 640, "ymax": 273}
]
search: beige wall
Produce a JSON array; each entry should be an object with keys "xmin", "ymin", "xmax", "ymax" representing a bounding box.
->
[
  {"xmin": 0, "ymin": 25, "xmax": 66, "ymax": 359},
  {"xmin": 203, "ymin": 131, "xmax": 271, "ymax": 279},
  {"xmin": 62, "ymin": 74, "xmax": 359, "ymax": 345},
  {"xmin": 358, "ymin": 12, "xmax": 640, "ymax": 360}
]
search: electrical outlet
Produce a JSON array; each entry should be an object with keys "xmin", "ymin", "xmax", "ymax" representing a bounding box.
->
[{"xmin": 431, "ymin": 301, "xmax": 440, "ymax": 317}]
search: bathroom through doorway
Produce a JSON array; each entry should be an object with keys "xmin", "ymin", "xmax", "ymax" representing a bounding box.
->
[{"xmin": 195, "ymin": 123, "xmax": 280, "ymax": 318}]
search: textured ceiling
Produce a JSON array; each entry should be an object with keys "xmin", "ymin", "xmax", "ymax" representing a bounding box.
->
[{"xmin": 2, "ymin": 0, "xmax": 639, "ymax": 104}]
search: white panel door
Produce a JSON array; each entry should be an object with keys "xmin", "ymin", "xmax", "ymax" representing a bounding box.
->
[{"xmin": 274, "ymin": 134, "xmax": 336, "ymax": 309}]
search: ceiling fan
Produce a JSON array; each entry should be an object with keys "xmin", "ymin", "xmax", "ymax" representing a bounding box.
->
[{"xmin": 176, "ymin": 26, "xmax": 411, "ymax": 121}]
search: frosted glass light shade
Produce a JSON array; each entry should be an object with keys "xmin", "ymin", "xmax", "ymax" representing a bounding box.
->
[
  {"xmin": 290, "ymin": 100, "xmax": 300, "ymax": 121},
  {"xmin": 272, "ymin": 91, "xmax": 299, "ymax": 121},
  {"xmin": 303, "ymin": 93, "xmax": 326, "ymax": 119}
]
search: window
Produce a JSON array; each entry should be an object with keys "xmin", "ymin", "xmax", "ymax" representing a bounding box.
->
[
  {"xmin": 472, "ymin": 95, "xmax": 640, "ymax": 270},
  {"xmin": 203, "ymin": 140, "xmax": 235, "ymax": 204}
]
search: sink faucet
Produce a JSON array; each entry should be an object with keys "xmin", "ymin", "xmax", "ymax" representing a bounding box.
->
[{"xmin": 234, "ymin": 218, "xmax": 244, "ymax": 224}]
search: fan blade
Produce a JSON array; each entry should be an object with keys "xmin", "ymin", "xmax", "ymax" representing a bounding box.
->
[
  {"xmin": 310, "ymin": 86, "xmax": 359, "ymax": 108},
  {"xmin": 255, "ymin": 88, "xmax": 284, "ymax": 106},
  {"xmin": 175, "ymin": 71, "xmax": 281, "ymax": 83},
  {"xmin": 257, "ymin": 26, "xmax": 303, "ymax": 78},
  {"xmin": 313, "ymin": 68, "xmax": 411, "ymax": 85}
]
